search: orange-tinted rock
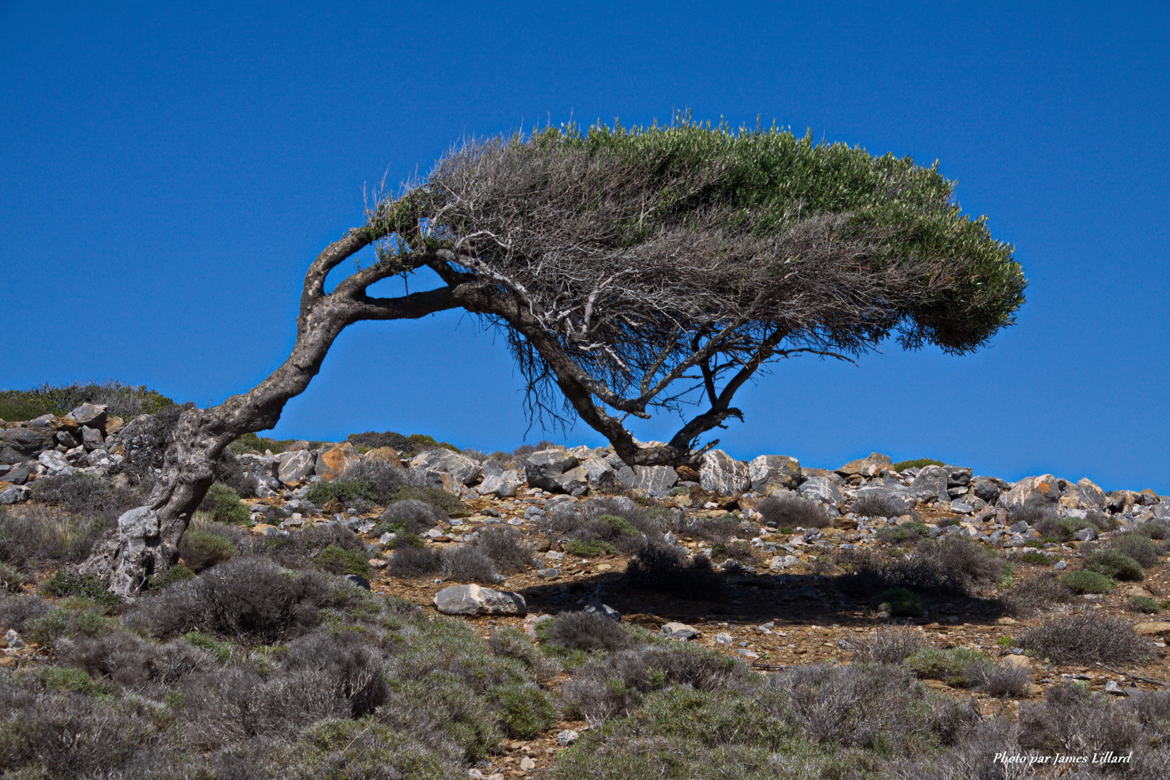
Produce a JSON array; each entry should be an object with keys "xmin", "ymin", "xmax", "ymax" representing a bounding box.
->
[
  {"xmin": 363, "ymin": 446, "xmax": 403, "ymax": 468},
  {"xmin": 315, "ymin": 442, "xmax": 361, "ymax": 481}
]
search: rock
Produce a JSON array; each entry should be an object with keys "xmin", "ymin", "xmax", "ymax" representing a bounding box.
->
[
  {"xmin": 1134, "ymin": 621, "xmax": 1170, "ymax": 638},
  {"xmin": 524, "ymin": 449, "xmax": 580, "ymax": 492},
  {"xmin": 276, "ymin": 450, "xmax": 316, "ymax": 485},
  {"xmin": 0, "ymin": 485, "xmax": 29, "ymax": 504},
  {"xmin": 556, "ymin": 729, "xmax": 580, "ymax": 746},
  {"xmin": 0, "ymin": 427, "xmax": 56, "ymax": 463},
  {"xmin": 661, "ymin": 621, "xmax": 701, "ymax": 640},
  {"xmin": 3, "ymin": 629, "xmax": 24, "ymax": 649},
  {"xmin": 343, "ymin": 574, "xmax": 371, "ymax": 590},
  {"xmin": 748, "ymin": 455, "xmax": 801, "ymax": 492},
  {"xmin": 551, "ymin": 465, "xmax": 590, "ymax": 496},
  {"xmin": 315, "ymin": 442, "xmax": 361, "ymax": 481},
  {"xmin": 55, "ymin": 430, "xmax": 80, "ymax": 449},
  {"xmin": 363, "ymin": 446, "xmax": 403, "ymax": 468},
  {"xmin": 583, "ymin": 602, "xmax": 621, "ymax": 621},
  {"xmin": 1065, "ymin": 477, "xmax": 1107, "ymax": 510},
  {"xmin": 836, "ymin": 452, "xmax": 892, "ymax": 478},
  {"xmin": 1104, "ymin": 680, "xmax": 1126, "ymax": 696},
  {"xmin": 580, "ymin": 456, "xmax": 620, "ymax": 490},
  {"xmin": 1001, "ymin": 654, "xmax": 1035, "ymax": 671},
  {"xmin": 699, "ymin": 450, "xmax": 750, "ymax": 495},
  {"xmin": 2, "ymin": 465, "xmax": 30, "ymax": 485},
  {"xmin": 411, "ymin": 448, "xmax": 482, "ymax": 486},
  {"xmin": 433, "ymin": 584, "xmax": 526, "ymax": 616},
  {"xmin": 616, "ymin": 464, "xmax": 677, "ymax": 497},
  {"xmin": 79, "ymin": 426, "xmax": 104, "ymax": 451},
  {"xmin": 971, "ymin": 476, "xmax": 1009, "ymax": 504},
  {"xmin": 65, "ymin": 403, "xmax": 108, "ymax": 430},
  {"xmin": 1000, "ymin": 475, "xmax": 1063, "ymax": 511},
  {"xmin": 910, "ymin": 465, "xmax": 950, "ymax": 503},
  {"xmin": 477, "ymin": 464, "xmax": 524, "ymax": 498},
  {"xmin": 769, "ymin": 554, "xmax": 800, "ymax": 571},
  {"xmin": 519, "ymin": 757, "xmax": 536, "ymax": 771},
  {"xmin": 1073, "ymin": 526, "xmax": 1096, "ymax": 542},
  {"xmin": 798, "ymin": 475, "xmax": 843, "ymax": 505},
  {"xmin": 38, "ymin": 450, "xmax": 74, "ymax": 476}
]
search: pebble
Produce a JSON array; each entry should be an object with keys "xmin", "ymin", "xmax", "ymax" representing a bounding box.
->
[{"xmin": 556, "ymin": 729, "xmax": 580, "ymax": 746}]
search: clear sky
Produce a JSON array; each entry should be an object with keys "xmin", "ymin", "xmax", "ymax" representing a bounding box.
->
[{"xmin": 2, "ymin": 1, "xmax": 1167, "ymax": 493}]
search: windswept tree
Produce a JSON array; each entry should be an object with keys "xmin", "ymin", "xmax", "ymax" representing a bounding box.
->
[{"xmin": 83, "ymin": 120, "xmax": 1025, "ymax": 594}]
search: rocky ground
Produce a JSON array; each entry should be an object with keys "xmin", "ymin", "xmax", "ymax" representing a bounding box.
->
[{"xmin": 3, "ymin": 404, "xmax": 1170, "ymax": 778}]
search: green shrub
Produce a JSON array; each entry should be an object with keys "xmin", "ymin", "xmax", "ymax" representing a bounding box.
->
[
  {"xmin": 875, "ymin": 522, "xmax": 930, "ymax": 545},
  {"xmin": 0, "ymin": 562, "xmax": 29, "ymax": 592},
  {"xmin": 199, "ymin": 482, "xmax": 250, "ymax": 525},
  {"xmin": 25, "ymin": 604, "xmax": 116, "ymax": 645},
  {"xmin": 305, "ymin": 479, "xmax": 378, "ymax": 506},
  {"xmin": 904, "ymin": 647, "xmax": 991, "ymax": 687},
  {"xmin": 1060, "ymin": 569, "xmax": 1115, "ymax": 594},
  {"xmin": 34, "ymin": 665, "xmax": 113, "ymax": 696},
  {"xmin": 148, "ymin": 563, "xmax": 195, "ymax": 590},
  {"xmin": 178, "ymin": 528, "xmax": 236, "ymax": 572},
  {"xmin": 181, "ymin": 630, "xmax": 235, "ymax": 661},
  {"xmin": 0, "ymin": 382, "xmax": 174, "ymax": 421},
  {"xmin": 273, "ymin": 718, "xmax": 454, "ymax": 779},
  {"xmin": 39, "ymin": 572, "xmax": 120, "ymax": 612},
  {"xmin": 1129, "ymin": 596, "xmax": 1161, "ymax": 614},
  {"xmin": 489, "ymin": 682, "xmax": 557, "ymax": 737},
  {"xmin": 314, "ymin": 545, "xmax": 369, "ymax": 577},
  {"xmin": 1109, "ymin": 534, "xmax": 1160, "ymax": 567},
  {"xmin": 874, "ymin": 587, "xmax": 923, "ymax": 617},
  {"xmin": 1084, "ymin": 549, "xmax": 1143, "ymax": 581},
  {"xmin": 227, "ymin": 432, "xmax": 295, "ymax": 454},
  {"xmin": 390, "ymin": 485, "xmax": 467, "ymax": 516},
  {"xmin": 563, "ymin": 538, "xmax": 615, "ymax": 557},
  {"xmin": 1014, "ymin": 551, "xmax": 1053, "ymax": 565},
  {"xmin": 893, "ymin": 458, "xmax": 945, "ymax": 472}
]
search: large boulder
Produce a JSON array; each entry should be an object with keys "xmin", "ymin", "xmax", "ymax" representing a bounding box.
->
[
  {"xmin": 525, "ymin": 449, "xmax": 580, "ymax": 492},
  {"xmin": 0, "ymin": 427, "xmax": 56, "ymax": 464},
  {"xmin": 434, "ymin": 584, "xmax": 526, "ymax": 616},
  {"xmin": 699, "ymin": 450, "xmax": 750, "ymax": 495},
  {"xmin": 798, "ymin": 475, "xmax": 843, "ymax": 505},
  {"xmin": 836, "ymin": 452, "xmax": 892, "ymax": 479},
  {"xmin": 276, "ymin": 450, "xmax": 317, "ymax": 485},
  {"xmin": 910, "ymin": 465, "xmax": 950, "ymax": 503},
  {"xmin": 748, "ymin": 455, "xmax": 801, "ymax": 492},
  {"xmin": 316, "ymin": 443, "xmax": 362, "ymax": 481},
  {"xmin": 616, "ymin": 464, "xmax": 678, "ymax": 497},
  {"xmin": 362, "ymin": 446, "xmax": 403, "ymax": 468},
  {"xmin": 38, "ymin": 450, "xmax": 74, "ymax": 477},
  {"xmin": 1000, "ymin": 475, "xmax": 1063, "ymax": 511},
  {"xmin": 581, "ymin": 456, "xmax": 621, "ymax": 491},
  {"xmin": 1062, "ymin": 477, "xmax": 1106, "ymax": 511},
  {"xmin": 411, "ymin": 448, "xmax": 482, "ymax": 486},
  {"xmin": 65, "ymin": 403, "xmax": 108, "ymax": 431},
  {"xmin": 971, "ymin": 476, "xmax": 1009, "ymax": 504},
  {"xmin": 477, "ymin": 464, "xmax": 524, "ymax": 498}
]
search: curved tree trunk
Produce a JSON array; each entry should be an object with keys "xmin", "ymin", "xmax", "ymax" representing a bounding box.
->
[{"xmin": 81, "ymin": 299, "xmax": 353, "ymax": 596}]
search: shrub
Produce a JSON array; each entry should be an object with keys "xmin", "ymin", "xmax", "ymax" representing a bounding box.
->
[
  {"xmin": 1013, "ymin": 550, "xmax": 1053, "ymax": 565},
  {"xmin": 1000, "ymin": 573, "xmax": 1077, "ymax": 616},
  {"xmin": 562, "ymin": 643, "xmax": 754, "ymax": 722},
  {"xmin": 178, "ymin": 528, "xmax": 237, "ymax": 572},
  {"xmin": 1060, "ymin": 569, "xmax": 1115, "ymax": 594},
  {"xmin": 970, "ymin": 662, "xmax": 1031, "ymax": 698},
  {"xmin": 918, "ymin": 535, "xmax": 1008, "ymax": 588},
  {"xmin": 488, "ymin": 627, "xmax": 559, "ymax": 683},
  {"xmin": 545, "ymin": 610, "xmax": 636, "ymax": 653},
  {"xmin": 271, "ymin": 717, "xmax": 455, "ymax": 779},
  {"xmin": 875, "ymin": 521, "xmax": 930, "ymax": 545},
  {"xmin": 1083, "ymin": 548, "xmax": 1143, "ymax": 581},
  {"xmin": 852, "ymin": 492, "xmax": 910, "ymax": 518},
  {"xmin": 489, "ymin": 682, "xmax": 557, "ymax": 737},
  {"xmin": 391, "ymin": 485, "xmax": 467, "ymax": 517},
  {"xmin": 619, "ymin": 544, "xmax": 726, "ymax": 600},
  {"xmin": 679, "ymin": 512, "xmax": 743, "ymax": 544},
  {"xmin": 440, "ymin": 545, "xmax": 500, "ymax": 584},
  {"xmin": 379, "ymin": 499, "xmax": 446, "ymax": 536},
  {"xmin": 1130, "ymin": 595, "xmax": 1162, "ymax": 613},
  {"xmin": 563, "ymin": 538, "xmax": 614, "ymax": 557},
  {"xmin": 24, "ymin": 603, "xmax": 117, "ymax": 645},
  {"xmin": 314, "ymin": 545, "xmax": 369, "ymax": 577},
  {"xmin": 0, "ymin": 382, "xmax": 174, "ymax": 421},
  {"xmin": 875, "ymin": 587, "xmax": 923, "ymax": 616},
  {"xmin": 0, "ymin": 562, "xmax": 28, "ymax": 592},
  {"xmin": 1137, "ymin": 520, "xmax": 1170, "ymax": 540},
  {"xmin": 0, "ymin": 505, "xmax": 113, "ymax": 564},
  {"xmin": 904, "ymin": 647, "xmax": 992, "ymax": 687},
  {"xmin": 227, "ymin": 432, "xmax": 293, "ymax": 454},
  {"xmin": 28, "ymin": 473, "xmax": 142, "ymax": 524},
  {"xmin": 198, "ymin": 482, "xmax": 250, "ymax": 525},
  {"xmin": 473, "ymin": 527, "xmax": 534, "ymax": 574},
  {"xmin": 712, "ymin": 539, "xmax": 754, "ymax": 564},
  {"xmin": 0, "ymin": 593, "xmax": 50, "ymax": 630},
  {"xmin": 847, "ymin": 628, "xmax": 925, "ymax": 663},
  {"xmin": 128, "ymin": 556, "xmax": 365, "ymax": 643},
  {"xmin": 1110, "ymin": 533, "xmax": 1160, "ymax": 567},
  {"xmin": 755, "ymin": 494, "xmax": 829, "ymax": 528},
  {"xmin": 347, "ymin": 430, "xmax": 459, "ymax": 457},
  {"xmin": 893, "ymin": 458, "xmax": 945, "ymax": 472},
  {"xmin": 837, "ymin": 538, "xmax": 1003, "ymax": 598},
  {"xmin": 388, "ymin": 545, "xmax": 441, "ymax": 578},
  {"xmin": 305, "ymin": 479, "xmax": 378, "ymax": 507},
  {"xmin": 39, "ymin": 572, "xmax": 120, "ymax": 611},
  {"xmin": 1020, "ymin": 613, "xmax": 1153, "ymax": 664},
  {"xmin": 1019, "ymin": 682, "xmax": 1144, "ymax": 755},
  {"xmin": 148, "ymin": 563, "xmax": 195, "ymax": 590}
]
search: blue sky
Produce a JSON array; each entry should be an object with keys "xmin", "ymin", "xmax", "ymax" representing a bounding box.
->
[{"xmin": 2, "ymin": 1, "xmax": 1167, "ymax": 492}]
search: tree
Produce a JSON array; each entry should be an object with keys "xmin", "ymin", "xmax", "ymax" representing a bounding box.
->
[{"xmin": 82, "ymin": 120, "xmax": 1025, "ymax": 595}]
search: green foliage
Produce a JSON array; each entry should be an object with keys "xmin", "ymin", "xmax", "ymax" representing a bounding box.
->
[
  {"xmin": 875, "ymin": 522, "xmax": 931, "ymax": 545},
  {"xmin": 904, "ymin": 647, "xmax": 992, "ymax": 687},
  {"xmin": 0, "ymin": 382, "xmax": 175, "ymax": 421},
  {"xmin": 1060, "ymin": 569, "xmax": 1115, "ymax": 594},
  {"xmin": 148, "ymin": 563, "xmax": 195, "ymax": 590},
  {"xmin": 346, "ymin": 430, "xmax": 460, "ymax": 456},
  {"xmin": 34, "ymin": 666, "xmax": 113, "ymax": 697},
  {"xmin": 181, "ymin": 630, "xmax": 235, "ymax": 662},
  {"xmin": 39, "ymin": 572, "xmax": 120, "ymax": 612},
  {"xmin": 893, "ymin": 458, "xmax": 946, "ymax": 472},
  {"xmin": 1083, "ymin": 548, "xmax": 1143, "ymax": 581},
  {"xmin": 1108, "ymin": 534, "xmax": 1160, "ymax": 567},
  {"xmin": 0, "ymin": 562, "xmax": 29, "ymax": 592},
  {"xmin": 276, "ymin": 718, "xmax": 454, "ymax": 779},
  {"xmin": 1015, "ymin": 551, "xmax": 1053, "ymax": 566},
  {"xmin": 1129, "ymin": 596, "xmax": 1161, "ymax": 614},
  {"xmin": 314, "ymin": 545, "xmax": 369, "ymax": 578},
  {"xmin": 199, "ymin": 482, "xmax": 250, "ymax": 525},
  {"xmin": 227, "ymin": 432, "xmax": 296, "ymax": 454},
  {"xmin": 178, "ymin": 529, "xmax": 236, "ymax": 572},
  {"xmin": 874, "ymin": 587, "xmax": 923, "ymax": 617},
  {"xmin": 390, "ymin": 485, "xmax": 467, "ymax": 516},
  {"xmin": 24, "ymin": 603, "xmax": 116, "ymax": 645},
  {"xmin": 305, "ymin": 479, "xmax": 378, "ymax": 506},
  {"xmin": 488, "ymin": 682, "xmax": 557, "ymax": 738}
]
